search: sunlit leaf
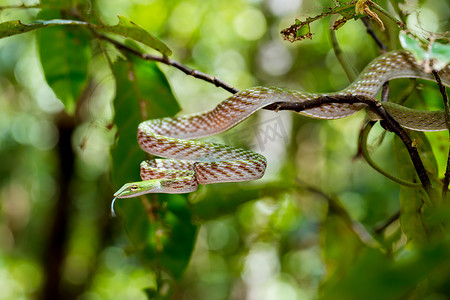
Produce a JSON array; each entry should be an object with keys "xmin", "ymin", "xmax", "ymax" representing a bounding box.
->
[
  {"xmin": 0, "ymin": 16, "xmax": 171, "ymax": 56},
  {"xmin": 399, "ymin": 32, "xmax": 427, "ymax": 61},
  {"xmin": 0, "ymin": 19, "xmax": 86, "ymax": 38},
  {"xmin": 400, "ymin": 32, "xmax": 450, "ymax": 71},
  {"xmin": 430, "ymin": 42, "xmax": 450, "ymax": 71}
]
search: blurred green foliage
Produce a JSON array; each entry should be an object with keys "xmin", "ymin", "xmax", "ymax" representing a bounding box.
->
[{"xmin": 0, "ymin": 0, "xmax": 449, "ymax": 299}]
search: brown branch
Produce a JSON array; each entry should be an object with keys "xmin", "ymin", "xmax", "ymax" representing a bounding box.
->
[
  {"xmin": 96, "ymin": 34, "xmax": 240, "ymax": 95},
  {"xmin": 381, "ymin": 82, "xmax": 389, "ymax": 102},
  {"xmin": 361, "ymin": 17, "xmax": 387, "ymax": 52},
  {"xmin": 433, "ymin": 71, "xmax": 450, "ymax": 201},
  {"xmin": 265, "ymin": 94, "xmax": 433, "ymax": 197}
]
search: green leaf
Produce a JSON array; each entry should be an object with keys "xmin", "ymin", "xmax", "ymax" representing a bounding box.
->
[
  {"xmin": 111, "ymin": 57, "xmax": 190, "ymax": 280},
  {"xmin": 36, "ymin": 11, "xmax": 91, "ymax": 112},
  {"xmin": 0, "ymin": 16, "xmax": 171, "ymax": 57},
  {"xmin": 115, "ymin": 194, "xmax": 197, "ymax": 280},
  {"xmin": 399, "ymin": 32, "xmax": 427, "ymax": 61},
  {"xmin": 320, "ymin": 204, "xmax": 365, "ymax": 283},
  {"xmin": 429, "ymin": 42, "xmax": 450, "ymax": 71},
  {"xmin": 393, "ymin": 132, "xmax": 442, "ymax": 244},
  {"xmin": 321, "ymin": 241, "xmax": 450, "ymax": 300},
  {"xmin": 0, "ymin": 19, "xmax": 89, "ymax": 39},
  {"xmin": 110, "ymin": 58, "xmax": 146, "ymax": 186},
  {"xmin": 111, "ymin": 57, "xmax": 180, "ymax": 187}
]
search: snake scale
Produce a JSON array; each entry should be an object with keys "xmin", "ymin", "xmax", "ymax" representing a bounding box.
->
[{"xmin": 113, "ymin": 50, "xmax": 450, "ymax": 199}]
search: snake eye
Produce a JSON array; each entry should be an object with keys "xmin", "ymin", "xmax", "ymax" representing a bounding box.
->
[{"xmin": 130, "ymin": 185, "xmax": 138, "ymax": 192}]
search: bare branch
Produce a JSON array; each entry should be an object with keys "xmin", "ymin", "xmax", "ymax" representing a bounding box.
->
[
  {"xmin": 265, "ymin": 94, "xmax": 433, "ymax": 197},
  {"xmin": 97, "ymin": 34, "xmax": 240, "ymax": 95}
]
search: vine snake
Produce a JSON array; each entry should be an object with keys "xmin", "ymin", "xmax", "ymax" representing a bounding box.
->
[{"xmin": 113, "ymin": 50, "xmax": 450, "ymax": 201}]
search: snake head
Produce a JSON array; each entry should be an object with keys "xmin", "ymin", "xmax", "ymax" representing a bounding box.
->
[{"xmin": 113, "ymin": 180, "xmax": 162, "ymax": 198}]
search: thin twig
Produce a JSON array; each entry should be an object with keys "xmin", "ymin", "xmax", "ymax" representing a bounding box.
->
[
  {"xmin": 361, "ymin": 17, "xmax": 387, "ymax": 52},
  {"xmin": 97, "ymin": 34, "xmax": 240, "ymax": 95},
  {"xmin": 432, "ymin": 71, "xmax": 450, "ymax": 201},
  {"xmin": 329, "ymin": 20, "xmax": 357, "ymax": 82},
  {"xmin": 356, "ymin": 81, "xmax": 423, "ymax": 188},
  {"xmin": 358, "ymin": 121, "xmax": 421, "ymax": 187}
]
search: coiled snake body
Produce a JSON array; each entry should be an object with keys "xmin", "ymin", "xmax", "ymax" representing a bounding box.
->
[{"xmin": 114, "ymin": 50, "xmax": 450, "ymax": 199}]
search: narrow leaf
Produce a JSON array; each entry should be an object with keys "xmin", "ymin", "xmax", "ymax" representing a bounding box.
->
[
  {"xmin": 97, "ymin": 16, "xmax": 171, "ymax": 57},
  {"xmin": 0, "ymin": 19, "xmax": 86, "ymax": 38}
]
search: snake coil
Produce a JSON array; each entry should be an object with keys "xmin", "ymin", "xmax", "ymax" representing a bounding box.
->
[{"xmin": 113, "ymin": 50, "xmax": 450, "ymax": 199}]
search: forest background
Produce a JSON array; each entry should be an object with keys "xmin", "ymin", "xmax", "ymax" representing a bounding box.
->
[{"xmin": 0, "ymin": 0, "xmax": 449, "ymax": 299}]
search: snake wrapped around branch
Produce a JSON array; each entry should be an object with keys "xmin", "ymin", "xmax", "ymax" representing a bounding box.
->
[{"xmin": 113, "ymin": 50, "xmax": 450, "ymax": 200}]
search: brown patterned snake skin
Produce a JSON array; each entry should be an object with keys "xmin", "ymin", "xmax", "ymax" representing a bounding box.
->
[{"xmin": 113, "ymin": 50, "xmax": 450, "ymax": 199}]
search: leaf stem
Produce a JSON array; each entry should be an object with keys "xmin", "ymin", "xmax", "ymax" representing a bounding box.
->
[
  {"xmin": 329, "ymin": 19, "xmax": 357, "ymax": 82},
  {"xmin": 358, "ymin": 121, "xmax": 422, "ymax": 187},
  {"xmin": 369, "ymin": 1, "xmax": 406, "ymax": 29}
]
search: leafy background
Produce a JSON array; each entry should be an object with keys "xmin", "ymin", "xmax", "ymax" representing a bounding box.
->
[{"xmin": 0, "ymin": 0, "xmax": 449, "ymax": 299}]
